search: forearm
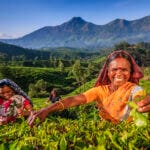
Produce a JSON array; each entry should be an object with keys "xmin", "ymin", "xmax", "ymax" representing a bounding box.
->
[{"xmin": 44, "ymin": 94, "xmax": 87, "ymax": 114}]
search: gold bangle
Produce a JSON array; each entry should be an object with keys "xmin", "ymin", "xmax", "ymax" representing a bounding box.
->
[{"xmin": 58, "ymin": 101, "xmax": 65, "ymax": 110}]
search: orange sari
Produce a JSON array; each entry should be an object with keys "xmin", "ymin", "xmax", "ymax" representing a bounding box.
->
[{"xmin": 83, "ymin": 82, "xmax": 145, "ymax": 124}]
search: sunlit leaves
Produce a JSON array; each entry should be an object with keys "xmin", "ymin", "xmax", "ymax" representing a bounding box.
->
[
  {"xmin": 0, "ymin": 94, "xmax": 150, "ymax": 149},
  {"xmin": 129, "ymin": 101, "xmax": 149, "ymax": 127}
]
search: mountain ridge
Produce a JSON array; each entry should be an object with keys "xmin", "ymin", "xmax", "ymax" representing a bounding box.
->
[{"xmin": 1, "ymin": 15, "xmax": 150, "ymax": 49}]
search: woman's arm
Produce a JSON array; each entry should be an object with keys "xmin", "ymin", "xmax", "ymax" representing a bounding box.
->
[{"xmin": 27, "ymin": 94, "xmax": 87, "ymax": 127}]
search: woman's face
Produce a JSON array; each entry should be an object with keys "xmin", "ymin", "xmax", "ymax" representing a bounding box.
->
[
  {"xmin": 0, "ymin": 86, "xmax": 15, "ymax": 100},
  {"xmin": 107, "ymin": 58, "xmax": 131, "ymax": 88}
]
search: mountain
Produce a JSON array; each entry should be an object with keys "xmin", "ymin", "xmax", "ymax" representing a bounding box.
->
[{"xmin": 1, "ymin": 16, "xmax": 150, "ymax": 49}]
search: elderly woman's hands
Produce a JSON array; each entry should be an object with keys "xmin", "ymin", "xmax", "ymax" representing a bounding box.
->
[
  {"xmin": 137, "ymin": 94, "xmax": 150, "ymax": 113},
  {"xmin": 27, "ymin": 108, "xmax": 49, "ymax": 127}
]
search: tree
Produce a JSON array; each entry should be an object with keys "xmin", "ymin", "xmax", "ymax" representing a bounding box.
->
[
  {"xmin": 58, "ymin": 60, "xmax": 64, "ymax": 72},
  {"xmin": 33, "ymin": 56, "xmax": 39, "ymax": 66},
  {"xmin": 53, "ymin": 58, "xmax": 57, "ymax": 68},
  {"xmin": 28, "ymin": 83, "xmax": 37, "ymax": 98},
  {"xmin": 28, "ymin": 79, "xmax": 48, "ymax": 98},
  {"xmin": 69, "ymin": 60, "xmax": 87, "ymax": 88},
  {"xmin": 0, "ymin": 66, "xmax": 12, "ymax": 79},
  {"xmin": 86, "ymin": 62, "xmax": 95, "ymax": 77},
  {"xmin": 114, "ymin": 41, "xmax": 130, "ymax": 50}
]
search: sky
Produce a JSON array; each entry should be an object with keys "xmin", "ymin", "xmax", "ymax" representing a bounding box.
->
[{"xmin": 0, "ymin": 0, "xmax": 150, "ymax": 39}]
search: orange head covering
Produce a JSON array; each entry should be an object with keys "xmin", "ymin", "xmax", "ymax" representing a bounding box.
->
[{"xmin": 95, "ymin": 50, "xmax": 143, "ymax": 86}]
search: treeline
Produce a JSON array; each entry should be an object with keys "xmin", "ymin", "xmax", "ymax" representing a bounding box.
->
[
  {"xmin": 0, "ymin": 42, "xmax": 100, "ymax": 61},
  {"xmin": 0, "ymin": 41, "xmax": 150, "ymax": 67},
  {"xmin": 113, "ymin": 41, "xmax": 150, "ymax": 66}
]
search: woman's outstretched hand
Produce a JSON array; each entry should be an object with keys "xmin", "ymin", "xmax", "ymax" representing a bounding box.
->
[
  {"xmin": 27, "ymin": 108, "xmax": 49, "ymax": 127},
  {"xmin": 137, "ymin": 94, "xmax": 150, "ymax": 113}
]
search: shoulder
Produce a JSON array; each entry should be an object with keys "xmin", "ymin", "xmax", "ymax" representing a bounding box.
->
[
  {"xmin": 84, "ymin": 85, "xmax": 108, "ymax": 94},
  {"xmin": 131, "ymin": 85, "xmax": 146, "ymax": 99},
  {"xmin": 131, "ymin": 85, "xmax": 144, "ymax": 93},
  {"xmin": 133, "ymin": 85, "xmax": 143, "ymax": 90}
]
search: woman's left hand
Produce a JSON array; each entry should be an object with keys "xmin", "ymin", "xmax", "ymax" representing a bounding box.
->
[{"xmin": 137, "ymin": 94, "xmax": 150, "ymax": 112}]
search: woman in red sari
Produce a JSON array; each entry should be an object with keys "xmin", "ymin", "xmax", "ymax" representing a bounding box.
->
[
  {"xmin": 28, "ymin": 50, "xmax": 149, "ymax": 126},
  {"xmin": 0, "ymin": 79, "xmax": 33, "ymax": 125}
]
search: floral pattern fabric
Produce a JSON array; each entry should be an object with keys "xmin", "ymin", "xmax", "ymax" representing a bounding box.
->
[{"xmin": 0, "ymin": 95, "xmax": 30, "ymax": 123}]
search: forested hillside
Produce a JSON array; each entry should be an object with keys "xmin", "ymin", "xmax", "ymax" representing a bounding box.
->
[
  {"xmin": 0, "ymin": 42, "xmax": 100, "ymax": 62},
  {"xmin": 0, "ymin": 41, "xmax": 149, "ymax": 98}
]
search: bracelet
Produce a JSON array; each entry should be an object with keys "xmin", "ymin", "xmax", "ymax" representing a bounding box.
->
[{"xmin": 58, "ymin": 101, "xmax": 65, "ymax": 110}]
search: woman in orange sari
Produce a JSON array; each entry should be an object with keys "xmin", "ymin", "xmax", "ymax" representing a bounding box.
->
[{"xmin": 28, "ymin": 50, "xmax": 147, "ymax": 126}]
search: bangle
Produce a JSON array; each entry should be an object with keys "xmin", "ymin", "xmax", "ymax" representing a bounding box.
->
[{"xmin": 58, "ymin": 101, "xmax": 65, "ymax": 110}]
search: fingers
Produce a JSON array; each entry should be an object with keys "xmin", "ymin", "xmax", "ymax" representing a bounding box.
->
[
  {"xmin": 137, "ymin": 95, "xmax": 150, "ymax": 107},
  {"xmin": 27, "ymin": 111, "xmax": 38, "ymax": 127},
  {"xmin": 138, "ymin": 104, "xmax": 150, "ymax": 113},
  {"xmin": 27, "ymin": 110, "xmax": 46, "ymax": 127},
  {"xmin": 137, "ymin": 95, "xmax": 150, "ymax": 113}
]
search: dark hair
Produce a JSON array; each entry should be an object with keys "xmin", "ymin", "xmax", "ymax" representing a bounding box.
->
[
  {"xmin": 0, "ymin": 82, "xmax": 9, "ymax": 88},
  {"xmin": 107, "ymin": 51, "xmax": 132, "ymax": 65},
  {"xmin": 0, "ymin": 83, "xmax": 14, "ymax": 91}
]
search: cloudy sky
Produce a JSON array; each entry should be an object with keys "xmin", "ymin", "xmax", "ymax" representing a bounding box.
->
[{"xmin": 0, "ymin": 0, "xmax": 150, "ymax": 38}]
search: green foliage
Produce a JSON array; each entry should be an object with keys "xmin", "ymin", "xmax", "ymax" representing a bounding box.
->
[
  {"xmin": 129, "ymin": 101, "xmax": 149, "ymax": 127},
  {"xmin": 140, "ymin": 79, "xmax": 150, "ymax": 94},
  {"xmin": 0, "ymin": 102, "xmax": 149, "ymax": 149},
  {"xmin": 69, "ymin": 60, "xmax": 98, "ymax": 90},
  {"xmin": 0, "ymin": 66, "xmax": 77, "ymax": 94},
  {"xmin": 66, "ymin": 79, "xmax": 96, "ymax": 96},
  {"xmin": 58, "ymin": 60, "xmax": 65, "ymax": 72},
  {"xmin": 69, "ymin": 60, "xmax": 83, "ymax": 84},
  {"xmin": 0, "ymin": 42, "xmax": 101, "ymax": 67},
  {"xmin": 28, "ymin": 79, "xmax": 49, "ymax": 98},
  {"xmin": 113, "ymin": 41, "xmax": 150, "ymax": 66},
  {"xmin": 143, "ymin": 67, "xmax": 150, "ymax": 77}
]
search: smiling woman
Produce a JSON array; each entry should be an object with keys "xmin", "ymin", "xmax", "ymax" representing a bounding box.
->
[
  {"xmin": 28, "ymin": 50, "xmax": 149, "ymax": 126},
  {"xmin": 0, "ymin": 79, "xmax": 33, "ymax": 125}
]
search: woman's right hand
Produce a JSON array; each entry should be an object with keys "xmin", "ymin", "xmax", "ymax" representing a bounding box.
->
[{"xmin": 27, "ymin": 108, "xmax": 49, "ymax": 127}]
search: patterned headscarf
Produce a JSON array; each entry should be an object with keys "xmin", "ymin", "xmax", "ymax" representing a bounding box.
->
[
  {"xmin": 95, "ymin": 50, "xmax": 143, "ymax": 87},
  {"xmin": 0, "ymin": 78, "xmax": 32, "ymax": 104}
]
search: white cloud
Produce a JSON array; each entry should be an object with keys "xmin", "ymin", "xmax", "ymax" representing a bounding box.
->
[{"xmin": 0, "ymin": 33, "xmax": 16, "ymax": 39}]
